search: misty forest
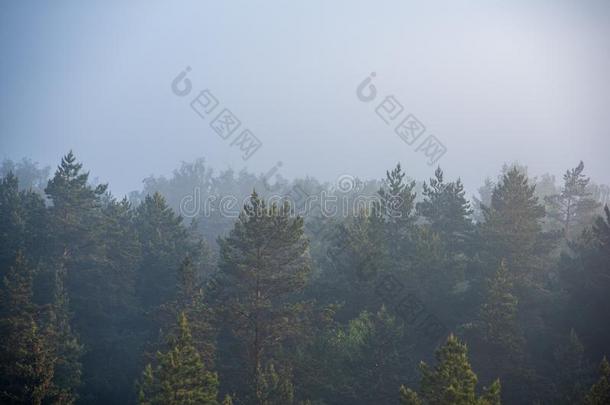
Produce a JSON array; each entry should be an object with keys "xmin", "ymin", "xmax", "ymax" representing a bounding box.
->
[
  {"xmin": 3, "ymin": 1, "xmax": 610, "ymax": 404},
  {"xmin": 1, "ymin": 154, "xmax": 609, "ymax": 404}
]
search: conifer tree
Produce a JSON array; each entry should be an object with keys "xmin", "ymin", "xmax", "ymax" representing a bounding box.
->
[
  {"xmin": 47, "ymin": 259, "xmax": 83, "ymax": 404},
  {"xmin": 479, "ymin": 167, "xmax": 553, "ymax": 284},
  {"xmin": 545, "ymin": 161, "xmax": 600, "ymax": 239},
  {"xmin": 553, "ymin": 329, "xmax": 589, "ymax": 404},
  {"xmin": 323, "ymin": 306, "xmax": 409, "ymax": 403},
  {"xmin": 45, "ymin": 151, "xmax": 107, "ymax": 256},
  {"xmin": 479, "ymin": 261, "xmax": 522, "ymax": 353},
  {"xmin": 592, "ymin": 205, "xmax": 610, "ymax": 258},
  {"xmin": 138, "ymin": 313, "xmax": 220, "ymax": 405},
  {"xmin": 559, "ymin": 206, "xmax": 610, "ymax": 360},
  {"xmin": 583, "ymin": 357, "xmax": 610, "ymax": 405},
  {"xmin": 217, "ymin": 191, "xmax": 311, "ymax": 404},
  {"xmin": 377, "ymin": 163, "xmax": 417, "ymax": 257},
  {"xmin": 258, "ymin": 362, "xmax": 295, "ymax": 405},
  {"xmin": 0, "ymin": 172, "xmax": 48, "ymax": 279},
  {"xmin": 44, "ymin": 151, "xmax": 107, "ymax": 327},
  {"xmin": 46, "ymin": 152, "xmax": 142, "ymax": 403},
  {"xmin": 135, "ymin": 192, "xmax": 195, "ymax": 309},
  {"xmin": 0, "ymin": 252, "xmax": 55, "ymax": 404},
  {"xmin": 326, "ymin": 208, "xmax": 388, "ymax": 294},
  {"xmin": 417, "ymin": 167, "xmax": 473, "ymax": 252},
  {"xmin": 157, "ymin": 256, "xmax": 215, "ymax": 367},
  {"xmin": 472, "ymin": 178, "xmax": 494, "ymax": 224},
  {"xmin": 399, "ymin": 334, "xmax": 501, "ymax": 405}
]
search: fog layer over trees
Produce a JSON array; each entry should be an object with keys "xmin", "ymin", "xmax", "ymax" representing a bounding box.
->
[{"xmin": 1, "ymin": 153, "xmax": 610, "ymax": 404}]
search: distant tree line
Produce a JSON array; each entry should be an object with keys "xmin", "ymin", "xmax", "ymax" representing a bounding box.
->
[{"xmin": 1, "ymin": 152, "xmax": 609, "ymax": 404}]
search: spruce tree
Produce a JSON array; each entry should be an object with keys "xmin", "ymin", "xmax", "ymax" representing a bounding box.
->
[
  {"xmin": 138, "ymin": 312, "xmax": 220, "ymax": 405},
  {"xmin": 399, "ymin": 334, "xmax": 501, "ymax": 405},
  {"xmin": 217, "ymin": 191, "xmax": 311, "ymax": 404}
]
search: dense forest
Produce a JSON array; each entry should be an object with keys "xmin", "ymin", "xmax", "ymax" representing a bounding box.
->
[{"xmin": 1, "ymin": 152, "xmax": 609, "ymax": 404}]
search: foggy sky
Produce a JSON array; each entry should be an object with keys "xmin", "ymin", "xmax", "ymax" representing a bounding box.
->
[{"xmin": 1, "ymin": 0, "xmax": 609, "ymax": 198}]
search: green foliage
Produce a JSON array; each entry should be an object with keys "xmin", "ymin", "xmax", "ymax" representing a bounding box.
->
[
  {"xmin": 479, "ymin": 261, "xmax": 522, "ymax": 353},
  {"xmin": 324, "ymin": 209, "xmax": 388, "ymax": 317},
  {"xmin": 545, "ymin": 161, "xmax": 601, "ymax": 239},
  {"xmin": 135, "ymin": 192, "xmax": 194, "ymax": 309},
  {"xmin": 2, "ymin": 154, "xmax": 610, "ymax": 405},
  {"xmin": 0, "ymin": 253, "xmax": 55, "ymax": 404},
  {"xmin": 297, "ymin": 306, "xmax": 411, "ymax": 404},
  {"xmin": 157, "ymin": 256, "xmax": 215, "ymax": 368},
  {"xmin": 559, "ymin": 205, "xmax": 610, "ymax": 361},
  {"xmin": 258, "ymin": 362, "xmax": 295, "ymax": 405},
  {"xmin": 46, "ymin": 260, "xmax": 83, "ymax": 404},
  {"xmin": 417, "ymin": 167, "xmax": 473, "ymax": 251},
  {"xmin": 584, "ymin": 357, "xmax": 610, "ymax": 405},
  {"xmin": 553, "ymin": 329, "xmax": 589, "ymax": 404},
  {"xmin": 217, "ymin": 191, "xmax": 311, "ymax": 403},
  {"xmin": 400, "ymin": 334, "xmax": 501, "ymax": 405},
  {"xmin": 138, "ymin": 313, "xmax": 220, "ymax": 405},
  {"xmin": 378, "ymin": 163, "xmax": 417, "ymax": 260},
  {"xmin": 0, "ymin": 172, "xmax": 48, "ymax": 279},
  {"xmin": 480, "ymin": 167, "xmax": 551, "ymax": 282}
]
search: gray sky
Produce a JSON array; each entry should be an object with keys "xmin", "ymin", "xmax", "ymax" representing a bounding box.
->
[{"xmin": 1, "ymin": 0, "xmax": 609, "ymax": 197}]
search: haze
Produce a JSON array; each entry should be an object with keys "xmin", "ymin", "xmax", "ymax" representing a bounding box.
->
[{"xmin": 1, "ymin": 0, "xmax": 609, "ymax": 196}]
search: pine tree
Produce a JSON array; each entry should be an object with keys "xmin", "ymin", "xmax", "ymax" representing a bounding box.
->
[
  {"xmin": 157, "ymin": 256, "xmax": 215, "ymax": 367},
  {"xmin": 592, "ymin": 205, "xmax": 610, "ymax": 258},
  {"xmin": 325, "ymin": 306, "xmax": 410, "ymax": 403},
  {"xmin": 472, "ymin": 178, "xmax": 494, "ymax": 224},
  {"xmin": 377, "ymin": 163, "xmax": 417, "ymax": 258},
  {"xmin": 44, "ymin": 151, "xmax": 107, "ymax": 326},
  {"xmin": 0, "ymin": 252, "xmax": 55, "ymax": 404},
  {"xmin": 138, "ymin": 313, "xmax": 220, "ymax": 405},
  {"xmin": 0, "ymin": 157, "xmax": 50, "ymax": 193},
  {"xmin": 417, "ymin": 167, "xmax": 473, "ymax": 249},
  {"xmin": 45, "ymin": 152, "xmax": 142, "ymax": 403},
  {"xmin": 217, "ymin": 191, "xmax": 311, "ymax": 404},
  {"xmin": 135, "ymin": 192, "xmax": 194, "ymax": 309},
  {"xmin": 479, "ymin": 167, "xmax": 553, "ymax": 285},
  {"xmin": 399, "ymin": 334, "xmax": 501, "ymax": 405},
  {"xmin": 47, "ymin": 259, "xmax": 83, "ymax": 404},
  {"xmin": 559, "ymin": 206, "xmax": 610, "ymax": 362},
  {"xmin": 553, "ymin": 329, "xmax": 589, "ymax": 404},
  {"xmin": 258, "ymin": 363, "xmax": 295, "ymax": 405},
  {"xmin": 0, "ymin": 172, "xmax": 48, "ymax": 280},
  {"xmin": 326, "ymin": 208, "xmax": 388, "ymax": 294},
  {"xmin": 583, "ymin": 357, "xmax": 610, "ymax": 405},
  {"xmin": 45, "ymin": 151, "xmax": 107, "ymax": 255},
  {"xmin": 545, "ymin": 161, "xmax": 600, "ymax": 239},
  {"xmin": 479, "ymin": 261, "xmax": 523, "ymax": 353}
]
